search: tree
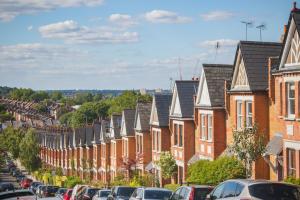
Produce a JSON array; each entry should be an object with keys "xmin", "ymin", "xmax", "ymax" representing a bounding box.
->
[
  {"xmin": 156, "ymin": 151, "xmax": 177, "ymax": 179},
  {"xmin": 0, "ymin": 127, "xmax": 24, "ymax": 159},
  {"xmin": 19, "ymin": 129, "xmax": 41, "ymax": 173},
  {"xmin": 50, "ymin": 91, "xmax": 63, "ymax": 101},
  {"xmin": 59, "ymin": 112, "xmax": 73, "ymax": 126},
  {"xmin": 230, "ymin": 123, "xmax": 266, "ymax": 178},
  {"xmin": 32, "ymin": 103, "xmax": 48, "ymax": 113},
  {"xmin": 29, "ymin": 91, "xmax": 49, "ymax": 102}
]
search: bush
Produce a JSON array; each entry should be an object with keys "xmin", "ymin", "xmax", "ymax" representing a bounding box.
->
[
  {"xmin": 129, "ymin": 174, "xmax": 154, "ymax": 187},
  {"xmin": 164, "ymin": 184, "xmax": 180, "ymax": 191},
  {"xmin": 111, "ymin": 174, "xmax": 128, "ymax": 186},
  {"xmin": 64, "ymin": 176, "xmax": 82, "ymax": 188},
  {"xmin": 284, "ymin": 177, "xmax": 300, "ymax": 185},
  {"xmin": 187, "ymin": 156, "xmax": 246, "ymax": 186}
]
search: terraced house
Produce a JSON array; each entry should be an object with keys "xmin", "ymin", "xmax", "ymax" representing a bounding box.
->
[
  {"xmin": 225, "ymin": 41, "xmax": 282, "ymax": 179},
  {"xmin": 149, "ymin": 93, "xmax": 172, "ymax": 186},
  {"xmin": 193, "ymin": 64, "xmax": 233, "ymax": 163},
  {"xmin": 169, "ymin": 80, "xmax": 198, "ymax": 184},
  {"xmin": 99, "ymin": 119, "xmax": 111, "ymax": 184}
]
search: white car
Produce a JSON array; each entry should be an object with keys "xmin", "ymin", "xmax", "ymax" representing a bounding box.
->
[
  {"xmin": 130, "ymin": 188, "xmax": 172, "ymax": 200},
  {"xmin": 92, "ymin": 189, "xmax": 111, "ymax": 200},
  {"xmin": 70, "ymin": 184, "xmax": 88, "ymax": 200}
]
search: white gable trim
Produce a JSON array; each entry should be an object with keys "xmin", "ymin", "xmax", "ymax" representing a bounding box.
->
[
  {"xmin": 170, "ymin": 84, "xmax": 182, "ymax": 117},
  {"xmin": 120, "ymin": 112, "xmax": 126, "ymax": 136},
  {"xmin": 150, "ymin": 97, "xmax": 159, "ymax": 126},
  {"xmin": 135, "ymin": 113, "xmax": 142, "ymax": 130},
  {"xmin": 196, "ymin": 68, "xmax": 211, "ymax": 107},
  {"xmin": 231, "ymin": 50, "xmax": 250, "ymax": 90},
  {"xmin": 280, "ymin": 18, "xmax": 297, "ymax": 68}
]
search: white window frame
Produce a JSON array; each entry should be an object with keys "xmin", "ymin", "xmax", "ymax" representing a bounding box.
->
[
  {"xmin": 287, "ymin": 82, "xmax": 295, "ymax": 118},
  {"xmin": 288, "ymin": 148, "xmax": 296, "ymax": 177},
  {"xmin": 201, "ymin": 115, "xmax": 206, "ymax": 140},
  {"xmin": 246, "ymin": 101, "xmax": 253, "ymax": 128},
  {"xmin": 178, "ymin": 125, "xmax": 183, "ymax": 147},
  {"xmin": 207, "ymin": 115, "xmax": 213, "ymax": 141},
  {"xmin": 152, "ymin": 130, "xmax": 156, "ymax": 151},
  {"xmin": 237, "ymin": 101, "xmax": 243, "ymax": 129}
]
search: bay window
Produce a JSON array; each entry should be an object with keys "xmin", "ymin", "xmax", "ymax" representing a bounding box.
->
[
  {"xmin": 246, "ymin": 101, "xmax": 253, "ymax": 127},
  {"xmin": 201, "ymin": 115, "xmax": 206, "ymax": 140}
]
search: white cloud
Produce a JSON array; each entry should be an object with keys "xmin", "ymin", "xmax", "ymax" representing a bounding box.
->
[
  {"xmin": 200, "ymin": 39, "xmax": 238, "ymax": 47},
  {"xmin": 38, "ymin": 20, "xmax": 139, "ymax": 44},
  {"xmin": 201, "ymin": 11, "xmax": 234, "ymax": 21},
  {"xmin": 0, "ymin": 0, "xmax": 104, "ymax": 22},
  {"xmin": 27, "ymin": 25, "xmax": 33, "ymax": 31},
  {"xmin": 109, "ymin": 14, "xmax": 137, "ymax": 27},
  {"xmin": 145, "ymin": 10, "xmax": 192, "ymax": 24}
]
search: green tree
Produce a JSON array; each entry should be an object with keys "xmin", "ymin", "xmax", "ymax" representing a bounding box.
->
[
  {"xmin": 156, "ymin": 151, "xmax": 177, "ymax": 179},
  {"xmin": 32, "ymin": 103, "xmax": 48, "ymax": 113},
  {"xmin": 59, "ymin": 112, "xmax": 74, "ymax": 126},
  {"xmin": 29, "ymin": 91, "xmax": 49, "ymax": 102},
  {"xmin": 19, "ymin": 129, "xmax": 41, "ymax": 173},
  {"xmin": 50, "ymin": 91, "xmax": 63, "ymax": 101},
  {"xmin": 0, "ymin": 127, "xmax": 24, "ymax": 158},
  {"xmin": 230, "ymin": 123, "xmax": 266, "ymax": 178}
]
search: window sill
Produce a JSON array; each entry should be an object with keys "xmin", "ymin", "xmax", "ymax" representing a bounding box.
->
[
  {"xmin": 200, "ymin": 139, "xmax": 213, "ymax": 143},
  {"xmin": 284, "ymin": 117, "xmax": 296, "ymax": 121},
  {"xmin": 297, "ymin": 118, "xmax": 300, "ymax": 122}
]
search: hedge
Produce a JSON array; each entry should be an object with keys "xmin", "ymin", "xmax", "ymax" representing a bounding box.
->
[{"xmin": 164, "ymin": 184, "xmax": 181, "ymax": 191}]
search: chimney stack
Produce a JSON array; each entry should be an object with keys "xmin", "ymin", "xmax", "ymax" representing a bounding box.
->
[{"xmin": 292, "ymin": 1, "xmax": 299, "ymax": 12}]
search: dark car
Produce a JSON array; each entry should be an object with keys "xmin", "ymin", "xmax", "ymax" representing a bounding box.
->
[
  {"xmin": 206, "ymin": 179, "xmax": 300, "ymax": 200},
  {"xmin": 79, "ymin": 187, "xmax": 101, "ymax": 200},
  {"xmin": 29, "ymin": 181, "xmax": 42, "ymax": 193},
  {"xmin": 43, "ymin": 185, "xmax": 60, "ymax": 197},
  {"xmin": 170, "ymin": 185, "xmax": 214, "ymax": 200},
  {"xmin": 0, "ymin": 189, "xmax": 35, "ymax": 199},
  {"xmin": 56, "ymin": 187, "xmax": 68, "ymax": 199},
  {"xmin": 130, "ymin": 188, "xmax": 172, "ymax": 200},
  {"xmin": 108, "ymin": 186, "xmax": 136, "ymax": 200},
  {"xmin": 0, "ymin": 183, "xmax": 14, "ymax": 192}
]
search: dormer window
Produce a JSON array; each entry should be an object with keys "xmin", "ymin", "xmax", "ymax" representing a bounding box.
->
[{"xmin": 287, "ymin": 82, "xmax": 295, "ymax": 118}]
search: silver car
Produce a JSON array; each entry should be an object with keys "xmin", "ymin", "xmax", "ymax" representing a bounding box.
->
[
  {"xmin": 206, "ymin": 179, "xmax": 300, "ymax": 200},
  {"xmin": 130, "ymin": 188, "xmax": 172, "ymax": 200},
  {"xmin": 93, "ymin": 189, "xmax": 111, "ymax": 200}
]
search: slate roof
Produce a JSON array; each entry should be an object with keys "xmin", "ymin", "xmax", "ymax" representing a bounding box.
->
[
  {"xmin": 171, "ymin": 80, "xmax": 198, "ymax": 118},
  {"xmin": 151, "ymin": 93, "xmax": 172, "ymax": 126},
  {"xmin": 100, "ymin": 120, "xmax": 110, "ymax": 143},
  {"xmin": 92, "ymin": 121, "xmax": 101, "ymax": 144},
  {"xmin": 200, "ymin": 64, "xmax": 233, "ymax": 107},
  {"xmin": 232, "ymin": 41, "xmax": 282, "ymax": 91},
  {"xmin": 134, "ymin": 102, "xmax": 152, "ymax": 132},
  {"xmin": 120, "ymin": 109, "xmax": 136, "ymax": 137},
  {"xmin": 110, "ymin": 114, "xmax": 122, "ymax": 139}
]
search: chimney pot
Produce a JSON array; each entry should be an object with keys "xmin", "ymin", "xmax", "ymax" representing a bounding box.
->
[{"xmin": 292, "ymin": 1, "xmax": 299, "ymax": 12}]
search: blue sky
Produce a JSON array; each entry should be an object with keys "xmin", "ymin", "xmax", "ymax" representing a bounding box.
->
[{"xmin": 0, "ymin": 0, "xmax": 295, "ymax": 90}]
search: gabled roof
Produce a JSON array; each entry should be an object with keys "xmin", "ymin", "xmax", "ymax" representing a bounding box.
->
[
  {"xmin": 231, "ymin": 41, "xmax": 282, "ymax": 92},
  {"xmin": 92, "ymin": 121, "xmax": 101, "ymax": 144},
  {"xmin": 120, "ymin": 109, "xmax": 136, "ymax": 137},
  {"xmin": 196, "ymin": 64, "xmax": 233, "ymax": 108},
  {"xmin": 150, "ymin": 93, "xmax": 172, "ymax": 126},
  {"xmin": 170, "ymin": 80, "xmax": 198, "ymax": 118},
  {"xmin": 134, "ymin": 102, "xmax": 152, "ymax": 132},
  {"xmin": 110, "ymin": 114, "xmax": 122, "ymax": 139},
  {"xmin": 100, "ymin": 119, "xmax": 110, "ymax": 143}
]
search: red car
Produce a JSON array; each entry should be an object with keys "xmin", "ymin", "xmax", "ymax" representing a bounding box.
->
[
  {"xmin": 63, "ymin": 189, "xmax": 73, "ymax": 200},
  {"xmin": 20, "ymin": 178, "xmax": 33, "ymax": 189}
]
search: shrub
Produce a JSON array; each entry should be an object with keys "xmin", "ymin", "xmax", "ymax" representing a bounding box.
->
[
  {"xmin": 164, "ymin": 184, "xmax": 180, "ymax": 191},
  {"xmin": 187, "ymin": 156, "xmax": 246, "ymax": 186},
  {"xmin": 64, "ymin": 176, "xmax": 82, "ymax": 188},
  {"xmin": 111, "ymin": 174, "xmax": 128, "ymax": 186},
  {"xmin": 284, "ymin": 177, "xmax": 300, "ymax": 185}
]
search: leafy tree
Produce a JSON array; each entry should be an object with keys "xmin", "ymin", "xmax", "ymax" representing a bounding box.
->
[
  {"xmin": 59, "ymin": 112, "xmax": 73, "ymax": 126},
  {"xmin": 29, "ymin": 91, "xmax": 49, "ymax": 102},
  {"xmin": 9, "ymin": 88, "xmax": 35, "ymax": 101},
  {"xmin": 0, "ymin": 112, "xmax": 14, "ymax": 123},
  {"xmin": 93, "ymin": 93, "xmax": 103, "ymax": 102},
  {"xmin": 230, "ymin": 123, "xmax": 266, "ymax": 178},
  {"xmin": 19, "ymin": 128, "xmax": 41, "ymax": 173},
  {"xmin": 32, "ymin": 103, "xmax": 48, "ymax": 113},
  {"xmin": 50, "ymin": 91, "xmax": 63, "ymax": 101},
  {"xmin": 156, "ymin": 151, "xmax": 177, "ymax": 179},
  {"xmin": 0, "ymin": 127, "xmax": 24, "ymax": 158}
]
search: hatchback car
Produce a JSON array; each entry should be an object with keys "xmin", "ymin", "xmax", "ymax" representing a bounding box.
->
[
  {"xmin": 170, "ymin": 185, "xmax": 214, "ymax": 200},
  {"xmin": 29, "ymin": 181, "xmax": 42, "ymax": 193},
  {"xmin": 63, "ymin": 189, "xmax": 73, "ymax": 200},
  {"xmin": 0, "ymin": 183, "xmax": 14, "ymax": 192},
  {"xmin": 93, "ymin": 189, "xmax": 111, "ymax": 200},
  {"xmin": 108, "ymin": 186, "xmax": 136, "ymax": 200},
  {"xmin": 206, "ymin": 179, "xmax": 300, "ymax": 200},
  {"xmin": 130, "ymin": 187, "xmax": 172, "ymax": 200},
  {"xmin": 20, "ymin": 178, "xmax": 33, "ymax": 189},
  {"xmin": 78, "ymin": 187, "xmax": 101, "ymax": 200}
]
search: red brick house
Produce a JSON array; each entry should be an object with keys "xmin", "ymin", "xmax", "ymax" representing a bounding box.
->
[
  {"xmin": 91, "ymin": 121, "xmax": 101, "ymax": 180},
  {"xmin": 134, "ymin": 102, "xmax": 152, "ymax": 175},
  {"xmin": 149, "ymin": 93, "xmax": 172, "ymax": 186},
  {"xmin": 265, "ymin": 6, "xmax": 300, "ymax": 181},
  {"xmin": 109, "ymin": 114, "xmax": 122, "ymax": 181},
  {"xmin": 169, "ymin": 80, "xmax": 198, "ymax": 184},
  {"xmin": 120, "ymin": 109, "xmax": 136, "ymax": 179},
  {"xmin": 99, "ymin": 119, "xmax": 111, "ymax": 184},
  {"xmin": 193, "ymin": 64, "xmax": 233, "ymax": 163},
  {"xmin": 225, "ymin": 41, "xmax": 282, "ymax": 179}
]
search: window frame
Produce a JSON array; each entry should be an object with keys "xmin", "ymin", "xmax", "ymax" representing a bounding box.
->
[
  {"xmin": 207, "ymin": 114, "xmax": 213, "ymax": 141},
  {"xmin": 179, "ymin": 125, "xmax": 183, "ymax": 147},
  {"xmin": 237, "ymin": 101, "xmax": 243, "ymax": 129},
  {"xmin": 246, "ymin": 101, "xmax": 253, "ymax": 128},
  {"xmin": 287, "ymin": 82, "xmax": 295, "ymax": 118},
  {"xmin": 201, "ymin": 114, "xmax": 206, "ymax": 140},
  {"xmin": 174, "ymin": 124, "xmax": 178, "ymax": 146},
  {"xmin": 288, "ymin": 148, "xmax": 296, "ymax": 177}
]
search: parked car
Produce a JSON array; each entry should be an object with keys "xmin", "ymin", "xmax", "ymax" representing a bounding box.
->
[
  {"xmin": 170, "ymin": 185, "xmax": 214, "ymax": 200},
  {"xmin": 36, "ymin": 185, "xmax": 47, "ymax": 198},
  {"xmin": 108, "ymin": 186, "xmax": 136, "ymax": 200},
  {"xmin": 63, "ymin": 189, "xmax": 73, "ymax": 200},
  {"xmin": 92, "ymin": 189, "xmax": 111, "ymax": 200},
  {"xmin": 16, "ymin": 174, "xmax": 25, "ymax": 182},
  {"xmin": 20, "ymin": 178, "xmax": 33, "ymax": 189},
  {"xmin": 130, "ymin": 187, "xmax": 172, "ymax": 200},
  {"xmin": 42, "ymin": 185, "xmax": 60, "ymax": 197},
  {"xmin": 12, "ymin": 169, "xmax": 21, "ymax": 177},
  {"xmin": 0, "ymin": 182, "xmax": 15, "ymax": 192},
  {"xmin": 79, "ymin": 187, "xmax": 101, "ymax": 200},
  {"xmin": 56, "ymin": 187, "xmax": 68, "ymax": 199},
  {"xmin": 70, "ymin": 184, "xmax": 89, "ymax": 200},
  {"xmin": 206, "ymin": 179, "xmax": 300, "ymax": 200},
  {"xmin": 0, "ymin": 189, "xmax": 35, "ymax": 199},
  {"xmin": 29, "ymin": 181, "xmax": 42, "ymax": 193}
]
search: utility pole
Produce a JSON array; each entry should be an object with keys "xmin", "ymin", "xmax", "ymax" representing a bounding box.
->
[{"xmin": 241, "ymin": 21, "xmax": 253, "ymax": 41}]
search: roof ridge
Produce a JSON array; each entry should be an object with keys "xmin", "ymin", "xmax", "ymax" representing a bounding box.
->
[
  {"xmin": 203, "ymin": 63, "xmax": 233, "ymax": 68},
  {"xmin": 240, "ymin": 40, "xmax": 282, "ymax": 46}
]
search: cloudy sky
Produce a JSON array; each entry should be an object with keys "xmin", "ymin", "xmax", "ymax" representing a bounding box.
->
[{"xmin": 0, "ymin": 0, "xmax": 295, "ymax": 90}]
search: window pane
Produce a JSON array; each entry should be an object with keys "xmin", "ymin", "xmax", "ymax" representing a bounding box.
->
[
  {"xmin": 208, "ymin": 115, "xmax": 212, "ymax": 141},
  {"xmin": 174, "ymin": 124, "xmax": 178, "ymax": 145},
  {"xmin": 179, "ymin": 125, "xmax": 183, "ymax": 147},
  {"xmin": 222, "ymin": 182, "xmax": 237, "ymax": 198},
  {"xmin": 201, "ymin": 115, "xmax": 206, "ymax": 140}
]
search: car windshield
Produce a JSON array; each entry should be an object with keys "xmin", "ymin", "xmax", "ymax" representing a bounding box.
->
[
  {"xmin": 88, "ymin": 189, "xmax": 99, "ymax": 197},
  {"xmin": 249, "ymin": 183, "xmax": 300, "ymax": 200},
  {"xmin": 144, "ymin": 190, "xmax": 172, "ymax": 199},
  {"xmin": 194, "ymin": 188, "xmax": 213, "ymax": 200},
  {"xmin": 117, "ymin": 187, "xmax": 136, "ymax": 197},
  {"xmin": 100, "ymin": 191, "xmax": 110, "ymax": 197}
]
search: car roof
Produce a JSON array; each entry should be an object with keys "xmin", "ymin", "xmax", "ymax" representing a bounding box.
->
[
  {"xmin": 224, "ymin": 179, "xmax": 300, "ymax": 187},
  {"xmin": 143, "ymin": 187, "xmax": 172, "ymax": 192}
]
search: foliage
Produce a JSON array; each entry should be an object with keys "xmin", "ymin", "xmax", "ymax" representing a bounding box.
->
[
  {"xmin": 59, "ymin": 112, "xmax": 74, "ymax": 126},
  {"xmin": 187, "ymin": 156, "xmax": 246, "ymax": 186},
  {"xmin": 230, "ymin": 123, "xmax": 266, "ymax": 178},
  {"xmin": 55, "ymin": 167, "xmax": 64, "ymax": 176},
  {"xmin": 129, "ymin": 174, "xmax": 154, "ymax": 187},
  {"xmin": 284, "ymin": 177, "xmax": 300, "ymax": 186},
  {"xmin": 164, "ymin": 184, "xmax": 181, "ymax": 192},
  {"xmin": 19, "ymin": 128, "xmax": 41, "ymax": 173},
  {"xmin": 50, "ymin": 91, "xmax": 63, "ymax": 101},
  {"xmin": 65, "ymin": 176, "xmax": 83, "ymax": 188},
  {"xmin": 29, "ymin": 91, "xmax": 49, "ymax": 102},
  {"xmin": 156, "ymin": 151, "xmax": 177, "ymax": 179},
  {"xmin": 0, "ymin": 127, "xmax": 24, "ymax": 158},
  {"xmin": 9, "ymin": 88, "xmax": 35, "ymax": 101},
  {"xmin": 111, "ymin": 173, "xmax": 129, "ymax": 186},
  {"xmin": 0, "ymin": 112, "xmax": 14, "ymax": 123},
  {"xmin": 32, "ymin": 103, "xmax": 48, "ymax": 113},
  {"xmin": 0, "ymin": 86, "xmax": 14, "ymax": 97}
]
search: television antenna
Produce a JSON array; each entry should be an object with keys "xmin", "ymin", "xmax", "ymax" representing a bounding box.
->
[
  {"xmin": 241, "ymin": 21, "xmax": 253, "ymax": 41},
  {"xmin": 193, "ymin": 59, "xmax": 200, "ymax": 78},
  {"xmin": 214, "ymin": 41, "xmax": 221, "ymax": 62},
  {"xmin": 178, "ymin": 57, "xmax": 182, "ymax": 80},
  {"xmin": 256, "ymin": 23, "xmax": 266, "ymax": 41}
]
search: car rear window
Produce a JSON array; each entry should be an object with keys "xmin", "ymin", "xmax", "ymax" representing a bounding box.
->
[
  {"xmin": 249, "ymin": 183, "xmax": 300, "ymax": 200},
  {"xmin": 88, "ymin": 189, "xmax": 99, "ymax": 197},
  {"xmin": 144, "ymin": 190, "xmax": 172, "ymax": 199},
  {"xmin": 117, "ymin": 187, "xmax": 136, "ymax": 197},
  {"xmin": 194, "ymin": 188, "xmax": 213, "ymax": 200},
  {"xmin": 100, "ymin": 191, "xmax": 110, "ymax": 197}
]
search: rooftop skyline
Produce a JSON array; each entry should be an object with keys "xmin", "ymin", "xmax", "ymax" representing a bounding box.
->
[{"xmin": 0, "ymin": 0, "xmax": 295, "ymax": 90}]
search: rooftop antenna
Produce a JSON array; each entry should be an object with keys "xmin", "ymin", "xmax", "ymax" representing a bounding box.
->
[
  {"xmin": 241, "ymin": 21, "xmax": 253, "ymax": 41},
  {"xmin": 214, "ymin": 41, "xmax": 221, "ymax": 63},
  {"xmin": 178, "ymin": 57, "xmax": 182, "ymax": 80},
  {"xmin": 193, "ymin": 59, "xmax": 200, "ymax": 78},
  {"xmin": 169, "ymin": 77, "xmax": 173, "ymax": 91},
  {"xmin": 256, "ymin": 23, "xmax": 266, "ymax": 41}
]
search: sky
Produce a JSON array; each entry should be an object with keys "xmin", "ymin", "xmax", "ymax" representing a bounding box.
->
[{"xmin": 0, "ymin": 0, "xmax": 296, "ymax": 90}]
